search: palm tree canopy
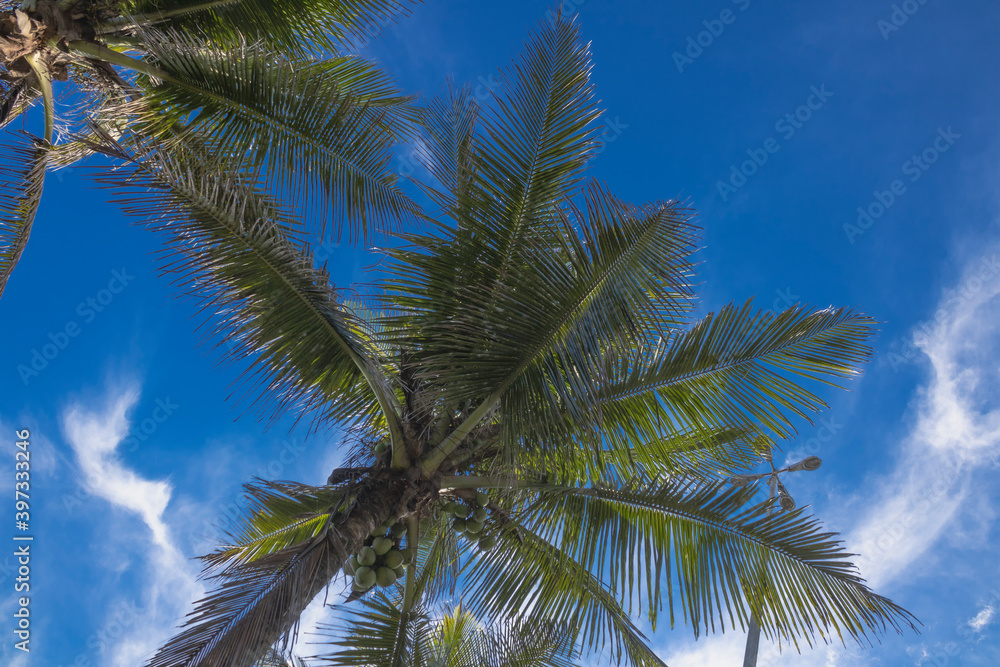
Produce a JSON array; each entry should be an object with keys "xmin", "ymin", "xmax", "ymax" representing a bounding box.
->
[
  {"xmin": 0, "ymin": 0, "xmax": 418, "ymax": 299},
  {"xmin": 43, "ymin": 9, "xmax": 917, "ymax": 667}
]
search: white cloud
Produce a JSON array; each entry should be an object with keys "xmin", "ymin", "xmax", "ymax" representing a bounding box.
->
[
  {"xmin": 847, "ymin": 249, "xmax": 1000, "ymax": 589},
  {"xmin": 968, "ymin": 605, "xmax": 995, "ymax": 633},
  {"xmin": 62, "ymin": 385, "xmax": 204, "ymax": 667}
]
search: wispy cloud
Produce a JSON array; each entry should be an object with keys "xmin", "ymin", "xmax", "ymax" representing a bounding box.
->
[
  {"xmin": 62, "ymin": 384, "xmax": 204, "ymax": 667},
  {"xmin": 847, "ymin": 248, "xmax": 1000, "ymax": 589},
  {"xmin": 968, "ymin": 605, "xmax": 995, "ymax": 634}
]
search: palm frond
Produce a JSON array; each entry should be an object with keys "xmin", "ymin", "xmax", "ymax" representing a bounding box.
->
[
  {"xmin": 463, "ymin": 514, "xmax": 665, "ymax": 667},
  {"xmin": 0, "ymin": 79, "xmax": 36, "ymax": 130},
  {"xmin": 396, "ymin": 186, "xmax": 698, "ymax": 471},
  {"xmin": 409, "ymin": 84, "xmax": 481, "ymax": 214},
  {"xmin": 520, "ymin": 478, "xmax": 918, "ymax": 647},
  {"xmin": 148, "ymin": 533, "xmax": 342, "ymax": 667},
  {"xmin": 204, "ymin": 479, "xmax": 346, "ymax": 575},
  {"xmin": 454, "ymin": 610, "xmax": 581, "ymax": 667},
  {"xmin": 122, "ymin": 32, "xmax": 417, "ymax": 241},
  {"xmin": 410, "ymin": 510, "xmax": 462, "ymax": 604},
  {"xmin": 84, "ymin": 128, "xmax": 401, "ymax": 434},
  {"xmin": 113, "ymin": 0, "xmax": 415, "ymax": 55},
  {"xmin": 599, "ymin": 302, "xmax": 878, "ymax": 448},
  {"xmin": 314, "ymin": 590, "xmax": 431, "ymax": 666},
  {"xmin": 471, "ymin": 11, "xmax": 600, "ymax": 270},
  {"xmin": 0, "ymin": 136, "xmax": 47, "ymax": 299},
  {"xmin": 254, "ymin": 647, "xmax": 309, "ymax": 666},
  {"xmin": 503, "ymin": 426, "xmax": 766, "ymax": 487}
]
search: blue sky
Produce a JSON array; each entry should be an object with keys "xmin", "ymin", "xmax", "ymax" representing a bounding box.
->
[{"xmin": 1, "ymin": 0, "xmax": 999, "ymax": 665}]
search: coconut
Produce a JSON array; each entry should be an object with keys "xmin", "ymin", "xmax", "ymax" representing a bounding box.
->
[
  {"xmin": 376, "ymin": 566, "xmax": 397, "ymax": 587},
  {"xmin": 478, "ymin": 534, "xmax": 497, "ymax": 551},
  {"xmin": 472, "ymin": 508, "xmax": 488, "ymax": 523},
  {"xmin": 399, "ymin": 547, "xmax": 414, "ymax": 563},
  {"xmin": 344, "ymin": 555, "xmax": 358, "ymax": 575},
  {"xmin": 383, "ymin": 549, "xmax": 404, "ymax": 569},
  {"xmin": 465, "ymin": 519, "xmax": 484, "ymax": 535},
  {"xmin": 475, "ymin": 491, "xmax": 489, "ymax": 507},
  {"xmin": 394, "ymin": 565, "xmax": 405, "ymax": 579},
  {"xmin": 391, "ymin": 523, "xmax": 407, "ymax": 539},
  {"xmin": 453, "ymin": 518, "xmax": 467, "ymax": 533},
  {"xmin": 358, "ymin": 546, "xmax": 377, "ymax": 567},
  {"xmin": 374, "ymin": 442, "xmax": 386, "ymax": 455},
  {"xmin": 354, "ymin": 566, "xmax": 376, "ymax": 589},
  {"xmin": 443, "ymin": 501, "xmax": 458, "ymax": 515},
  {"xmin": 372, "ymin": 536, "xmax": 393, "ymax": 556},
  {"xmin": 454, "ymin": 504, "xmax": 470, "ymax": 519}
]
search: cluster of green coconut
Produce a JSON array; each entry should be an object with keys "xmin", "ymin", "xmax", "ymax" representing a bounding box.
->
[
  {"xmin": 446, "ymin": 491, "xmax": 497, "ymax": 551},
  {"xmin": 344, "ymin": 519, "xmax": 413, "ymax": 593}
]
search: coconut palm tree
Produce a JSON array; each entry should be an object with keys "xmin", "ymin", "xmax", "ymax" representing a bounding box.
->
[
  {"xmin": 0, "ymin": 0, "xmax": 417, "ymax": 298},
  {"xmin": 84, "ymin": 12, "xmax": 918, "ymax": 667}
]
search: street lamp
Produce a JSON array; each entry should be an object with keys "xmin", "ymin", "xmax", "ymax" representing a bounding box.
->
[{"xmin": 735, "ymin": 454, "xmax": 822, "ymax": 667}]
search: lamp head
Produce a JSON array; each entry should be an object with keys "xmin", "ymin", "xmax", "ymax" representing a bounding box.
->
[{"xmin": 785, "ymin": 456, "xmax": 822, "ymax": 472}]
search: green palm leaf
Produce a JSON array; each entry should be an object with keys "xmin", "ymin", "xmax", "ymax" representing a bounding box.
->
[
  {"xmin": 113, "ymin": 0, "xmax": 415, "ymax": 55},
  {"xmin": 121, "ymin": 31, "xmax": 417, "ymax": 241},
  {"xmin": 599, "ymin": 301, "xmax": 877, "ymax": 449},
  {"xmin": 397, "ymin": 185, "xmax": 698, "ymax": 472},
  {"xmin": 519, "ymin": 479, "xmax": 918, "ymax": 647},
  {"xmin": 463, "ymin": 513, "xmax": 665, "ymax": 667},
  {"xmin": 0, "ymin": 137, "xmax": 47, "ymax": 298},
  {"xmin": 84, "ymin": 129, "xmax": 402, "ymax": 436},
  {"xmin": 316, "ymin": 590, "xmax": 431, "ymax": 667},
  {"xmin": 204, "ymin": 480, "xmax": 345, "ymax": 575},
  {"xmin": 147, "ymin": 531, "xmax": 342, "ymax": 667}
]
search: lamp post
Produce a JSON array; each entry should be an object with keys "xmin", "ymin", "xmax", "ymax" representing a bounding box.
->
[{"xmin": 732, "ymin": 454, "xmax": 822, "ymax": 667}]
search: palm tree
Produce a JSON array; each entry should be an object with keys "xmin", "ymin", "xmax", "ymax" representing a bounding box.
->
[
  {"xmin": 84, "ymin": 12, "xmax": 918, "ymax": 667},
  {"xmin": 0, "ymin": 0, "xmax": 417, "ymax": 299}
]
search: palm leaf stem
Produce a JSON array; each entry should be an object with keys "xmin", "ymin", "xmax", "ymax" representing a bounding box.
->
[
  {"xmin": 24, "ymin": 53, "xmax": 53, "ymax": 143},
  {"xmin": 420, "ymin": 390, "xmax": 501, "ymax": 477},
  {"xmin": 402, "ymin": 516, "xmax": 419, "ymax": 611}
]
